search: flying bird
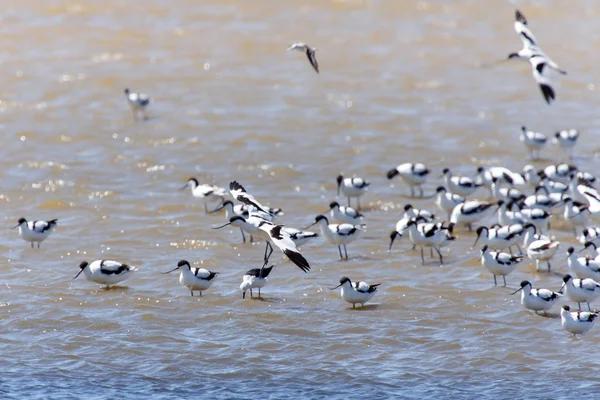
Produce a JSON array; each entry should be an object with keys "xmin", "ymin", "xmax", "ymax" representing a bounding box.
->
[{"xmin": 287, "ymin": 43, "xmax": 319, "ymax": 73}]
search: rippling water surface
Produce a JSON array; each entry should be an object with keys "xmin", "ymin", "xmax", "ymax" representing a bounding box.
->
[{"xmin": 2, "ymin": 0, "xmax": 600, "ymax": 398}]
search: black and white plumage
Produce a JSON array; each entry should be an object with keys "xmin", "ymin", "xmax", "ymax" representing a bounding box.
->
[
  {"xmin": 124, "ymin": 88, "xmax": 151, "ymax": 121},
  {"xmin": 331, "ymin": 277, "xmax": 380, "ymax": 308},
  {"xmin": 566, "ymin": 247, "xmax": 600, "ymax": 282},
  {"xmin": 307, "ymin": 215, "xmax": 365, "ymax": 260},
  {"xmin": 328, "ymin": 201, "xmax": 364, "ymax": 225},
  {"xmin": 442, "ymin": 168, "xmax": 479, "ymax": 197},
  {"xmin": 561, "ymin": 305, "xmax": 599, "ymax": 336},
  {"xmin": 287, "ymin": 43, "xmax": 319, "ymax": 73},
  {"xmin": 387, "ymin": 163, "xmax": 430, "ymax": 197},
  {"xmin": 13, "ymin": 217, "xmax": 58, "ymax": 248},
  {"xmin": 229, "ymin": 181, "xmax": 271, "ymax": 215},
  {"xmin": 511, "ymin": 280, "xmax": 563, "ymax": 315},
  {"xmin": 162, "ymin": 260, "xmax": 218, "ymax": 296},
  {"xmin": 560, "ymin": 274, "xmax": 600, "ymax": 311},
  {"xmin": 240, "ymin": 265, "xmax": 274, "ymax": 299},
  {"xmin": 448, "ymin": 201, "xmax": 495, "ymax": 232},
  {"xmin": 404, "ymin": 219, "xmax": 454, "ymax": 264},
  {"xmin": 519, "ymin": 126, "xmax": 547, "ymax": 159},
  {"xmin": 182, "ymin": 178, "xmax": 227, "ymax": 213},
  {"xmin": 554, "ymin": 129, "xmax": 579, "ymax": 158},
  {"xmin": 480, "ymin": 245, "xmax": 523, "ymax": 286},
  {"xmin": 283, "ymin": 227, "xmax": 319, "ymax": 248},
  {"xmin": 508, "ymin": 10, "xmax": 566, "ymax": 104},
  {"xmin": 336, "ymin": 175, "xmax": 370, "ymax": 209},
  {"xmin": 74, "ymin": 260, "xmax": 138, "ymax": 287},
  {"xmin": 473, "ymin": 224, "xmax": 525, "ymax": 253},
  {"xmin": 434, "ymin": 186, "xmax": 465, "ymax": 219}
]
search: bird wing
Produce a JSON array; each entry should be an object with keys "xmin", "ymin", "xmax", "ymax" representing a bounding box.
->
[
  {"xmin": 31, "ymin": 220, "xmax": 51, "ymax": 232},
  {"xmin": 268, "ymin": 225, "xmax": 310, "ymax": 272},
  {"xmin": 412, "ymin": 163, "xmax": 429, "ymax": 176},
  {"xmin": 99, "ymin": 260, "xmax": 131, "ymax": 275},
  {"xmin": 514, "ymin": 10, "xmax": 539, "ymax": 49},
  {"xmin": 529, "ymin": 56, "xmax": 555, "ymax": 104},
  {"xmin": 306, "ymin": 48, "xmax": 319, "ymax": 73},
  {"xmin": 193, "ymin": 268, "xmax": 218, "ymax": 280},
  {"xmin": 229, "ymin": 181, "xmax": 270, "ymax": 214},
  {"xmin": 334, "ymin": 224, "xmax": 359, "ymax": 236},
  {"xmin": 535, "ymin": 288, "xmax": 560, "ymax": 301}
]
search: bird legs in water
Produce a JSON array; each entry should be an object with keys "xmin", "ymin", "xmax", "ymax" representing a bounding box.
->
[{"xmin": 337, "ymin": 245, "xmax": 350, "ymax": 260}]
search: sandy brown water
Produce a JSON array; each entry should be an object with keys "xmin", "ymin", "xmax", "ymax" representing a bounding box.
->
[{"xmin": 2, "ymin": 0, "xmax": 600, "ymax": 398}]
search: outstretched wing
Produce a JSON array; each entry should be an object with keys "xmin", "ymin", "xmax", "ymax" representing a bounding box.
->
[
  {"xmin": 529, "ymin": 56, "xmax": 555, "ymax": 104},
  {"xmin": 229, "ymin": 181, "xmax": 271, "ymax": 215},
  {"xmin": 268, "ymin": 225, "xmax": 310, "ymax": 273},
  {"xmin": 514, "ymin": 10, "xmax": 539, "ymax": 49},
  {"xmin": 306, "ymin": 48, "xmax": 319, "ymax": 73}
]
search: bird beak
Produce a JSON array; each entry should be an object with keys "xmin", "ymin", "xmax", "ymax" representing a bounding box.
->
[
  {"xmin": 73, "ymin": 269, "xmax": 85, "ymax": 280},
  {"xmin": 330, "ymin": 283, "xmax": 343, "ymax": 290},
  {"xmin": 212, "ymin": 222, "xmax": 232, "ymax": 230},
  {"xmin": 11, "ymin": 224, "xmax": 19, "ymax": 229},
  {"xmin": 510, "ymin": 287, "xmax": 523, "ymax": 295},
  {"xmin": 209, "ymin": 204, "xmax": 226, "ymax": 214},
  {"xmin": 579, "ymin": 247, "xmax": 587, "ymax": 254},
  {"xmin": 304, "ymin": 221, "xmax": 317, "ymax": 230},
  {"xmin": 162, "ymin": 267, "xmax": 180, "ymax": 274},
  {"xmin": 472, "ymin": 234, "xmax": 480, "ymax": 249},
  {"xmin": 559, "ymin": 283, "xmax": 565, "ymax": 294},
  {"xmin": 180, "ymin": 184, "xmax": 188, "ymax": 191}
]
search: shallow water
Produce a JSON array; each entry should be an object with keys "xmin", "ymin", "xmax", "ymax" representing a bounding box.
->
[{"xmin": 2, "ymin": 0, "xmax": 600, "ymax": 398}]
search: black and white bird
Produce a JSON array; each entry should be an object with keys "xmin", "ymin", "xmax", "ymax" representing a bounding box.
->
[
  {"xmin": 307, "ymin": 215, "xmax": 365, "ymax": 260},
  {"xmin": 387, "ymin": 163, "xmax": 430, "ymax": 197},
  {"xmin": 287, "ymin": 43, "xmax": 319, "ymax": 73},
  {"xmin": 508, "ymin": 10, "xmax": 566, "ymax": 104},
  {"xmin": 214, "ymin": 216, "xmax": 310, "ymax": 272},
  {"xmin": 560, "ymin": 305, "xmax": 598, "ymax": 336},
  {"xmin": 554, "ymin": 129, "xmax": 579, "ymax": 158},
  {"xmin": 229, "ymin": 181, "xmax": 272, "ymax": 215},
  {"xmin": 434, "ymin": 186, "xmax": 465, "ymax": 219},
  {"xmin": 124, "ymin": 88, "xmax": 151, "ymax": 121},
  {"xmin": 404, "ymin": 219, "xmax": 454, "ymax": 264},
  {"xmin": 162, "ymin": 260, "xmax": 218, "ymax": 297},
  {"xmin": 566, "ymin": 247, "xmax": 600, "ymax": 281},
  {"xmin": 331, "ymin": 277, "xmax": 380, "ymax": 308},
  {"xmin": 480, "ymin": 245, "xmax": 523, "ymax": 286},
  {"xmin": 449, "ymin": 201, "xmax": 495, "ymax": 232},
  {"xmin": 74, "ymin": 260, "xmax": 138, "ymax": 288},
  {"xmin": 240, "ymin": 265, "xmax": 273, "ymax": 299},
  {"xmin": 327, "ymin": 201, "xmax": 363, "ymax": 225},
  {"xmin": 182, "ymin": 178, "xmax": 227, "ymax": 213},
  {"xmin": 519, "ymin": 126, "xmax": 547, "ymax": 159},
  {"xmin": 560, "ymin": 274, "xmax": 600, "ymax": 311},
  {"xmin": 336, "ymin": 175, "xmax": 370, "ymax": 209},
  {"xmin": 442, "ymin": 168, "xmax": 479, "ymax": 197},
  {"xmin": 13, "ymin": 218, "xmax": 57, "ymax": 248},
  {"xmin": 511, "ymin": 280, "xmax": 563, "ymax": 315}
]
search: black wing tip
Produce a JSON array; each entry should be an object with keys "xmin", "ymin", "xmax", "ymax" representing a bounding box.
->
[
  {"xmin": 229, "ymin": 181, "xmax": 245, "ymax": 191},
  {"xmin": 540, "ymin": 84, "xmax": 555, "ymax": 104},
  {"xmin": 284, "ymin": 249, "xmax": 310, "ymax": 273},
  {"xmin": 515, "ymin": 10, "xmax": 527, "ymax": 25}
]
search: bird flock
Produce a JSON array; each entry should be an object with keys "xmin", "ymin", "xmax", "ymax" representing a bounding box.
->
[{"xmin": 12, "ymin": 9, "xmax": 597, "ymax": 334}]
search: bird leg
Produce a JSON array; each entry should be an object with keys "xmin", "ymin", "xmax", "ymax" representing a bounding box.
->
[
  {"xmin": 410, "ymin": 187, "xmax": 415, "ymax": 197},
  {"xmin": 190, "ymin": 291, "xmax": 194, "ymax": 296},
  {"xmin": 503, "ymin": 276, "xmax": 507, "ymax": 287},
  {"xmin": 493, "ymin": 275, "xmax": 497, "ymax": 286},
  {"xmin": 240, "ymin": 228, "xmax": 246, "ymax": 243},
  {"xmin": 420, "ymin": 248, "xmax": 425, "ymax": 264},
  {"xmin": 338, "ymin": 245, "xmax": 344, "ymax": 260},
  {"xmin": 434, "ymin": 247, "xmax": 443, "ymax": 265},
  {"xmin": 356, "ymin": 198, "xmax": 361, "ymax": 211},
  {"xmin": 419, "ymin": 186, "xmax": 424, "ymax": 198},
  {"xmin": 344, "ymin": 245, "xmax": 348, "ymax": 260},
  {"xmin": 547, "ymin": 261, "xmax": 551, "ymax": 273}
]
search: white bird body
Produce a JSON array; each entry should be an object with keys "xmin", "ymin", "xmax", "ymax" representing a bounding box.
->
[
  {"xmin": 435, "ymin": 187, "xmax": 465, "ymax": 218},
  {"xmin": 541, "ymin": 164, "xmax": 577, "ymax": 184},
  {"xmin": 387, "ymin": 163, "xmax": 430, "ymax": 197},
  {"xmin": 442, "ymin": 168, "xmax": 479, "ymax": 197},
  {"xmin": 561, "ymin": 274, "xmax": 600, "ymax": 311},
  {"xmin": 336, "ymin": 175, "xmax": 370, "ymax": 209},
  {"xmin": 240, "ymin": 266, "xmax": 273, "ymax": 298},
  {"xmin": 567, "ymin": 247, "xmax": 600, "ymax": 281},
  {"xmin": 182, "ymin": 178, "xmax": 227, "ymax": 213},
  {"xmin": 496, "ymin": 201, "xmax": 526, "ymax": 226},
  {"xmin": 513, "ymin": 280, "xmax": 562, "ymax": 314},
  {"xmin": 287, "ymin": 43, "xmax": 319, "ymax": 73},
  {"xmin": 580, "ymin": 226, "xmax": 600, "ymax": 246},
  {"xmin": 332, "ymin": 277, "xmax": 380, "ymax": 308},
  {"xmin": 449, "ymin": 201, "xmax": 494, "ymax": 231},
  {"xmin": 519, "ymin": 126, "xmax": 547, "ymax": 159},
  {"xmin": 480, "ymin": 245, "xmax": 522, "ymax": 286},
  {"xmin": 229, "ymin": 181, "xmax": 271, "ymax": 215},
  {"xmin": 74, "ymin": 260, "xmax": 138, "ymax": 287},
  {"xmin": 561, "ymin": 305, "xmax": 598, "ymax": 336},
  {"xmin": 13, "ymin": 218, "xmax": 57, "ymax": 248},
  {"xmin": 163, "ymin": 260, "xmax": 218, "ymax": 296},
  {"xmin": 124, "ymin": 88, "xmax": 150, "ymax": 120},
  {"xmin": 563, "ymin": 198, "xmax": 590, "ymax": 234},
  {"xmin": 554, "ymin": 129, "xmax": 579, "ymax": 158},
  {"xmin": 328, "ymin": 201, "xmax": 363, "ymax": 224},
  {"xmin": 520, "ymin": 207, "xmax": 551, "ymax": 233},
  {"xmin": 309, "ymin": 215, "xmax": 364, "ymax": 260},
  {"xmin": 282, "ymin": 227, "xmax": 318, "ymax": 248},
  {"xmin": 476, "ymin": 166, "xmax": 526, "ymax": 190},
  {"xmin": 474, "ymin": 224, "xmax": 524, "ymax": 251}
]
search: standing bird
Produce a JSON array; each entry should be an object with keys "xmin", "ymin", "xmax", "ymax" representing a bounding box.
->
[
  {"xmin": 327, "ymin": 201, "xmax": 363, "ymax": 225},
  {"xmin": 306, "ymin": 215, "xmax": 365, "ymax": 260},
  {"xmin": 181, "ymin": 178, "xmax": 227, "ymax": 213},
  {"xmin": 480, "ymin": 245, "xmax": 523, "ymax": 286},
  {"xmin": 73, "ymin": 260, "xmax": 138, "ymax": 288},
  {"xmin": 560, "ymin": 274, "xmax": 600, "ymax": 311},
  {"xmin": 13, "ymin": 217, "xmax": 58, "ymax": 248},
  {"xmin": 434, "ymin": 186, "xmax": 465, "ymax": 219},
  {"xmin": 519, "ymin": 126, "xmax": 547, "ymax": 159},
  {"xmin": 240, "ymin": 265, "xmax": 274, "ymax": 299},
  {"xmin": 162, "ymin": 260, "xmax": 218, "ymax": 297},
  {"xmin": 511, "ymin": 280, "xmax": 563, "ymax": 315},
  {"xmin": 387, "ymin": 163, "xmax": 430, "ymax": 197},
  {"xmin": 287, "ymin": 43, "xmax": 319, "ymax": 73},
  {"xmin": 124, "ymin": 88, "xmax": 151, "ymax": 121},
  {"xmin": 560, "ymin": 305, "xmax": 598, "ymax": 336},
  {"xmin": 508, "ymin": 10, "xmax": 566, "ymax": 104},
  {"xmin": 336, "ymin": 175, "xmax": 370, "ymax": 210},
  {"xmin": 331, "ymin": 277, "xmax": 380, "ymax": 308},
  {"xmin": 554, "ymin": 129, "xmax": 579, "ymax": 159}
]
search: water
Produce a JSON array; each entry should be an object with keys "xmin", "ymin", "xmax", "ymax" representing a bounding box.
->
[{"xmin": 2, "ymin": 0, "xmax": 600, "ymax": 398}]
